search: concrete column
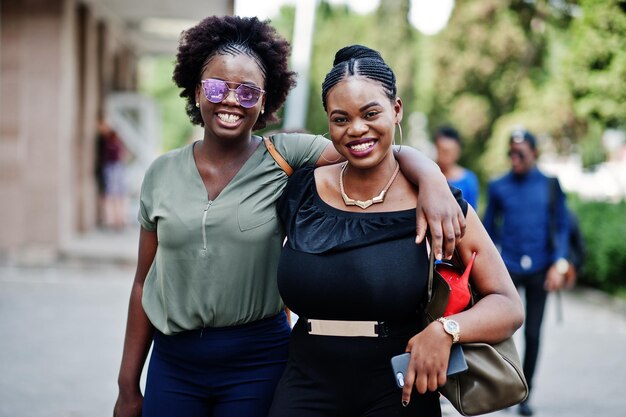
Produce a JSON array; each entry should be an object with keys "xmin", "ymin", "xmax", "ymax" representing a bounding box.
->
[{"xmin": 0, "ymin": 0, "xmax": 78, "ymax": 262}]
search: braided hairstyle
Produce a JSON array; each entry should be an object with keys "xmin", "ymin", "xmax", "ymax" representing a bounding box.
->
[
  {"xmin": 321, "ymin": 45, "xmax": 397, "ymax": 111},
  {"xmin": 173, "ymin": 15, "xmax": 296, "ymax": 130}
]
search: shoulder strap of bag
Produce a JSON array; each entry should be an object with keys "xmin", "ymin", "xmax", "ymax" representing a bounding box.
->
[
  {"xmin": 263, "ymin": 136, "xmax": 294, "ymax": 176},
  {"xmin": 262, "ymin": 136, "xmax": 294, "ymax": 325}
]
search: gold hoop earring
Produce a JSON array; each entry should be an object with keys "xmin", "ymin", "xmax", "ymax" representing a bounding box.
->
[
  {"xmin": 395, "ymin": 123, "xmax": 403, "ymax": 152},
  {"xmin": 319, "ymin": 132, "xmax": 342, "ymax": 164}
]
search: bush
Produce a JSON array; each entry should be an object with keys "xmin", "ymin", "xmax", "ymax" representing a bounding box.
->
[{"xmin": 570, "ymin": 197, "xmax": 626, "ymax": 293}]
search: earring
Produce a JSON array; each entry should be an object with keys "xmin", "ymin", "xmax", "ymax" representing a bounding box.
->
[
  {"xmin": 195, "ymin": 102, "xmax": 200, "ymax": 108},
  {"xmin": 261, "ymin": 108, "xmax": 265, "ymax": 115},
  {"xmin": 395, "ymin": 123, "xmax": 403, "ymax": 152},
  {"xmin": 319, "ymin": 132, "xmax": 342, "ymax": 164}
]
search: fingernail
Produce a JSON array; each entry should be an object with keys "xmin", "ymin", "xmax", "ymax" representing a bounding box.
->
[
  {"xmin": 415, "ymin": 235, "xmax": 420, "ymax": 244},
  {"xmin": 402, "ymin": 400, "xmax": 409, "ymax": 407},
  {"xmin": 436, "ymin": 252, "xmax": 442, "ymax": 261}
]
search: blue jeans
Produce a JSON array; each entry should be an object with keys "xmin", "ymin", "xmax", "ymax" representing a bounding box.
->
[{"xmin": 143, "ymin": 313, "xmax": 291, "ymax": 417}]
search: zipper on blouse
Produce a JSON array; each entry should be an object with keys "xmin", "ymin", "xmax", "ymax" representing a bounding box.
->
[{"xmin": 201, "ymin": 200, "xmax": 213, "ymax": 251}]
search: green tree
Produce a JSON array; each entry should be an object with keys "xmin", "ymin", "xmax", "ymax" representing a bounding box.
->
[
  {"xmin": 429, "ymin": 1, "xmax": 548, "ymax": 162},
  {"xmin": 138, "ymin": 56, "xmax": 195, "ymax": 151},
  {"xmin": 426, "ymin": 0, "xmax": 581, "ymax": 178},
  {"xmin": 563, "ymin": 0, "xmax": 626, "ymax": 166}
]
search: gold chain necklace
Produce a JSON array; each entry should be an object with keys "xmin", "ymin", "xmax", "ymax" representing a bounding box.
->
[{"xmin": 339, "ymin": 161, "xmax": 400, "ymax": 209}]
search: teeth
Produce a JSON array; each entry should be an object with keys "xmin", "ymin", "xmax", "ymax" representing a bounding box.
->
[
  {"xmin": 217, "ymin": 113, "xmax": 240, "ymax": 124},
  {"xmin": 349, "ymin": 141, "xmax": 375, "ymax": 152}
]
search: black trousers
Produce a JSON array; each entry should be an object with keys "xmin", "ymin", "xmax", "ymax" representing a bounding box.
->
[{"xmin": 510, "ymin": 270, "xmax": 549, "ymax": 396}]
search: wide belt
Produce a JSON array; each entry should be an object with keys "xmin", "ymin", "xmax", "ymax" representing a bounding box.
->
[{"xmin": 305, "ymin": 318, "xmax": 419, "ymax": 338}]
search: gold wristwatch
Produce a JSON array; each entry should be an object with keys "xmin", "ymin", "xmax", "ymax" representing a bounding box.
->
[
  {"xmin": 555, "ymin": 258, "xmax": 569, "ymax": 275},
  {"xmin": 437, "ymin": 317, "xmax": 460, "ymax": 344}
]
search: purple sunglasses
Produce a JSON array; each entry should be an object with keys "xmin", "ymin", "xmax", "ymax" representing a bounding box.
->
[{"xmin": 201, "ymin": 78, "xmax": 265, "ymax": 108}]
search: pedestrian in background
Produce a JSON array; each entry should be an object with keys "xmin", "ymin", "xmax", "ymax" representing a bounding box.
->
[
  {"xmin": 96, "ymin": 118, "xmax": 128, "ymax": 230},
  {"xmin": 483, "ymin": 128, "xmax": 571, "ymax": 416},
  {"xmin": 434, "ymin": 126, "xmax": 480, "ymax": 209}
]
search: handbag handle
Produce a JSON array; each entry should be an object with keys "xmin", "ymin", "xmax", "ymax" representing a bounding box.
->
[
  {"xmin": 427, "ymin": 240, "xmax": 436, "ymax": 302},
  {"xmin": 263, "ymin": 136, "xmax": 294, "ymax": 176}
]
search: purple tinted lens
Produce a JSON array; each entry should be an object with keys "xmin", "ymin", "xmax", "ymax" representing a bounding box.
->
[
  {"xmin": 235, "ymin": 84, "xmax": 261, "ymax": 108},
  {"xmin": 203, "ymin": 79, "xmax": 229, "ymax": 103}
]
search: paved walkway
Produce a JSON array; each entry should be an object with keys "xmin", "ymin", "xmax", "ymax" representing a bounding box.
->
[{"xmin": 1, "ymin": 234, "xmax": 625, "ymax": 416}]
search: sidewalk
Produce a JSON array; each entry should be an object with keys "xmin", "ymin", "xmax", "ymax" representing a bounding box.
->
[{"xmin": 1, "ymin": 258, "xmax": 625, "ymax": 417}]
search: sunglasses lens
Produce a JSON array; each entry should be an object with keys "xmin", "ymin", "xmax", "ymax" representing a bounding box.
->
[
  {"xmin": 203, "ymin": 79, "xmax": 229, "ymax": 103},
  {"xmin": 236, "ymin": 85, "xmax": 262, "ymax": 108}
]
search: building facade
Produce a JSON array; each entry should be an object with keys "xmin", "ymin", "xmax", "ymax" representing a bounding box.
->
[{"xmin": 0, "ymin": 0, "xmax": 233, "ymax": 263}]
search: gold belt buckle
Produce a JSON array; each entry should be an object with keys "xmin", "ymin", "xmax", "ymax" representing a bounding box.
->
[{"xmin": 307, "ymin": 319, "xmax": 379, "ymax": 337}]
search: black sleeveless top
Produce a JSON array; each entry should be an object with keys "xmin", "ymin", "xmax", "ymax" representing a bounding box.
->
[{"xmin": 276, "ymin": 166, "xmax": 467, "ymax": 322}]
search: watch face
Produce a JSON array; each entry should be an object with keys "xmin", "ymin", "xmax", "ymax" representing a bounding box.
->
[{"xmin": 445, "ymin": 320, "xmax": 459, "ymax": 333}]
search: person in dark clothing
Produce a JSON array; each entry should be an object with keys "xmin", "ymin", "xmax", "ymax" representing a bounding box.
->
[
  {"xmin": 97, "ymin": 119, "xmax": 127, "ymax": 230},
  {"xmin": 483, "ymin": 128, "xmax": 570, "ymax": 416},
  {"xmin": 268, "ymin": 45, "xmax": 523, "ymax": 417}
]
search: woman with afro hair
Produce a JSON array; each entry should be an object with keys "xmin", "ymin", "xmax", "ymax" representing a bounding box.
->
[{"xmin": 113, "ymin": 16, "xmax": 465, "ymax": 417}]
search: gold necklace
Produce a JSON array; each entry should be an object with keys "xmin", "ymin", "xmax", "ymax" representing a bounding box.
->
[{"xmin": 339, "ymin": 161, "xmax": 400, "ymax": 209}]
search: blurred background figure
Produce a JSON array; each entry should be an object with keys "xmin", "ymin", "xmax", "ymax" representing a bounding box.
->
[
  {"xmin": 434, "ymin": 126, "xmax": 479, "ymax": 209},
  {"xmin": 96, "ymin": 118, "xmax": 128, "ymax": 231},
  {"xmin": 483, "ymin": 128, "xmax": 571, "ymax": 417}
]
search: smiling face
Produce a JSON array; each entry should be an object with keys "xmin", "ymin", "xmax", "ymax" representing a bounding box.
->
[
  {"xmin": 326, "ymin": 76, "xmax": 402, "ymax": 170},
  {"xmin": 196, "ymin": 53, "xmax": 266, "ymax": 141}
]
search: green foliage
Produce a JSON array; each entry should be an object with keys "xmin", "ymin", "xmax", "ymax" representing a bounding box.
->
[
  {"xmin": 564, "ymin": 0, "xmax": 626, "ymax": 130},
  {"xmin": 570, "ymin": 197, "xmax": 626, "ymax": 293},
  {"xmin": 138, "ymin": 56, "xmax": 195, "ymax": 151},
  {"xmin": 429, "ymin": 0, "xmax": 548, "ymax": 149}
]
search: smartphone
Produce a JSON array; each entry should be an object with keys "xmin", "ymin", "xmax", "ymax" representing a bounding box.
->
[{"xmin": 390, "ymin": 344, "xmax": 468, "ymax": 388}]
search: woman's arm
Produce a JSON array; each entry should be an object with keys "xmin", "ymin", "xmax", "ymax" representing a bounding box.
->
[
  {"xmin": 316, "ymin": 143, "xmax": 466, "ymax": 259},
  {"xmin": 393, "ymin": 146, "xmax": 466, "ymax": 260},
  {"xmin": 113, "ymin": 228, "xmax": 158, "ymax": 417},
  {"xmin": 401, "ymin": 206, "xmax": 523, "ymax": 402}
]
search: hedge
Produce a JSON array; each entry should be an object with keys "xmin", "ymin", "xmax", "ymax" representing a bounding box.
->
[{"xmin": 570, "ymin": 197, "xmax": 626, "ymax": 293}]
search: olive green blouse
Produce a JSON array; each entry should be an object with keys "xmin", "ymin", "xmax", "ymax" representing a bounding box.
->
[{"xmin": 138, "ymin": 133, "xmax": 328, "ymax": 335}]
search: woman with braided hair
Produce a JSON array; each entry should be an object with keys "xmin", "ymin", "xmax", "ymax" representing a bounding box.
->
[
  {"xmin": 113, "ymin": 16, "xmax": 466, "ymax": 417},
  {"xmin": 268, "ymin": 45, "xmax": 523, "ymax": 417}
]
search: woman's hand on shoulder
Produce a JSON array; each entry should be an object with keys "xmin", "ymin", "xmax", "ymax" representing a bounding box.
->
[
  {"xmin": 415, "ymin": 182, "xmax": 465, "ymax": 261},
  {"xmin": 400, "ymin": 322, "xmax": 453, "ymax": 406}
]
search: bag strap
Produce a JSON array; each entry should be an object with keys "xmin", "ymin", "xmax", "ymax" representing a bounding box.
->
[
  {"xmin": 427, "ymin": 240, "xmax": 436, "ymax": 302},
  {"xmin": 263, "ymin": 136, "xmax": 294, "ymax": 176}
]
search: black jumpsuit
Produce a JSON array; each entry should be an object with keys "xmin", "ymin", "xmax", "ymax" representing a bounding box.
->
[{"xmin": 269, "ymin": 167, "xmax": 467, "ymax": 417}]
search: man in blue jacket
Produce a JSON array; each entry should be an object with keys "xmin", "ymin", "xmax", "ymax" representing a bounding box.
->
[{"xmin": 483, "ymin": 128, "xmax": 570, "ymax": 416}]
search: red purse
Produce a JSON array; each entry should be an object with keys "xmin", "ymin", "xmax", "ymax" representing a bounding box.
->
[{"xmin": 435, "ymin": 252, "xmax": 476, "ymax": 317}]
